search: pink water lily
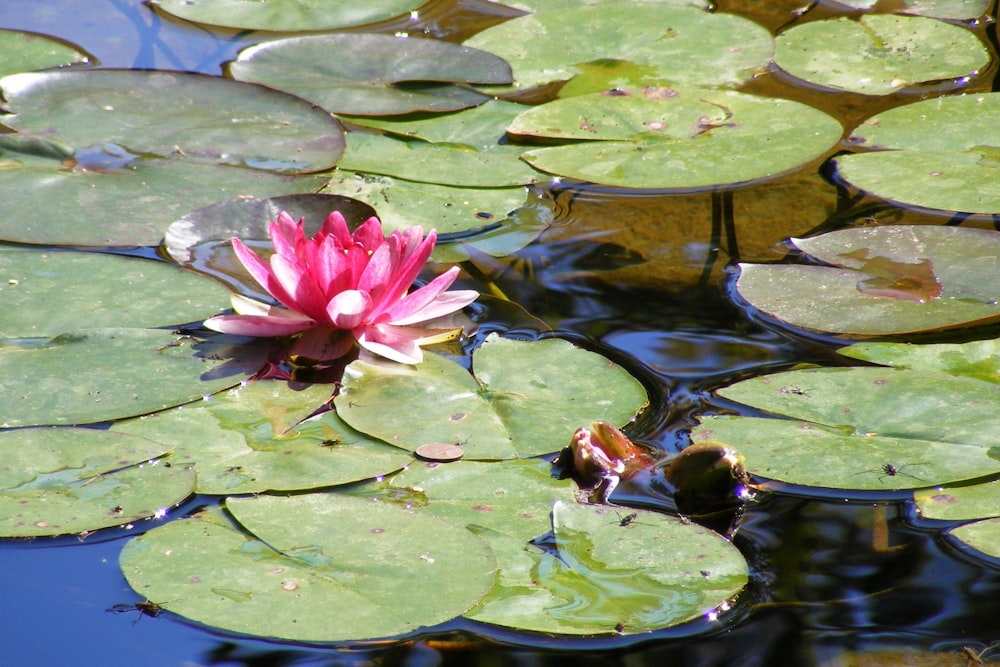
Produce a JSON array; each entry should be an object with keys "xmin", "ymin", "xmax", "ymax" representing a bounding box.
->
[{"xmin": 204, "ymin": 211, "xmax": 478, "ymax": 364}]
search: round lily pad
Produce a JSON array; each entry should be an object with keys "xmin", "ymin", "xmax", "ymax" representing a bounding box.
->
[
  {"xmin": 113, "ymin": 380, "xmax": 412, "ymax": 494},
  {"xmin": 835, "ymin": 93, "xmax": 1000, "ymax": 214},
  {"xmin": 334, "ymin": 334, "xmax": 649, "ymax": 460},
  {"xmin": 228, "ymin": 34, "xmax": 512, "ymax": 116},
  {"xmin": 774, "ymin": 14, "xmax": 989, "ymax": 95},
  {"xmin": 0, "ymin": 329, "xmax": 269, "ymax": 428},
  {"xmin": 120, "ymin": 494, "xmax": 497, "ymax": 642},
  {"xmin": 464, "ymin": 3, "xmax": 772, "ymax": 92},
  {"xmin": 734, "ymin": 225, "xmax": 1000, "ymax": 336},
  {"xmin": 0, "ymin": 246, "xmax": 231, "ymax": 337},
  {"xmin": 947, "ymin": 518, "xmax": 1000, "ymax": 561},
  {"xmin": 0, "ymin": 29, "xmax": 92, "ymax": 77},
  {"xmin": 692, "ymin": 365, "xmax": 1000, "ymax": 492},
  {"xmin": 507, "ymin": 86, "xmax": 841, "ymax": 189},
  {"xmin": 149, "ymin": 0, "xmax": 425, "ymax": 32},
  {"xmin": 825, "ymin": 0, "xmax": 991, "ymax": 19},
  {"xmin": 0, "ymin": 69, "xmax": 344, "ymax": 173},
  {"xmin": 0, "ymin": 427, "xmax": 194, "ymax": 537}
]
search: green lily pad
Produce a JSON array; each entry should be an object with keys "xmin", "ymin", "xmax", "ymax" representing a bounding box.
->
[
  {"xmin": 836, "ymin": 93, "xmax": 1000, "ymax": 214},
  {"xmin": 774, "ymin": 14, "xmax": 989, "ymax": 95},
  {"xmin": 498, "ymin": 0, "xmax": 709, "ymax": 10},
  {"xmin": 827, "ymin": 0, "xmax": 991, "ymax": 19},
  {"xmin": 0, "ymin": 69, "xmax": 344, "ymax": 172},
  {"xmin": 339, "ymin": 132, "xmax": 541, "ymax": 187},
  {"xmin": 915, "ymin": 482, "xmax": 1000, "ymax": 521},
  {"xmin": 120, "ymin": 494, "xmax": 496, "ymax": 642},
  {"xmin": 508, "ymin": 86, "xmax": 841, "ymax": 189},
  {"xmin": 946, "ymin": 518, "xmax": 1000, "ymax": 560},
  {"xmin": 471, "ymin": 500, "xmax": 747, "ymax": 635},
  {"xmin": 0, "ymin": 246, "xmax": 231, "ymax": 337},
  {"xmin": 149, "ymin": 0, "xmax": 424, "ymax": 32},
  {"xmin": 734, "ymin": 226, "xmax": 1000, "ymax": 336},
  {"xmin": 334, "ymin": 334, "xmax": 649, "ymax": 460},
  {"xmin": 0, "ymin": 144, "xmax": 326, "ymax": 247},
  {"xmin": 228, "ymin": 34, "xmax": 512, "ymax": 116},
  {"xmin": 0, "ymin": 329, "xmax": 269, "ymax": 428},
  {"xmin": 0, "ymin": 427, "xmax": 194, "ymax": 537},
  {"xmin": 464, "ymin": 4, "xmax": 772, "ymax": 93},
  {"xmin": 692, "ymin": 365, "xmax": 1000, "ymax": 492},
  {"xmin": 840, "ymin": 338, "xmax": 1000, "ymax": 385},
  {"xmin": 113, "ymin": 380, "xmax": 412, "ymax": 494},
  {"xmin": 0, "ymin": 29, "xmax": 92, "ymax": 77}
]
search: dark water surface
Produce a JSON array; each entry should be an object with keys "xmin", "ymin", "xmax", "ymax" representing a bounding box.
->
[{"xmin": 2, "ymin": 1, "xmax": 1000, "ymax": 665}]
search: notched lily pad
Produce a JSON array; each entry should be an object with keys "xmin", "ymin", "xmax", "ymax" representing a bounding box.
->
[
  {"xmin": 228, "ymin": 34, "xmax": 512, "ymax": 116},
  {"xmin": 735, "ymin": 225, "xmax": 1000, "ymax": 335},
  {"xmin": 0, "ymin": 29, "xmax": 92, "ymax": 77},
  {"xmin": 835, "ymin": 93, "xmax": 1000, "ymax": 214},
  {"xmin": 334, "ymin": 334, "xmax": 649, "ymax": 460},
  {"xmin": 775, "ymin": 14, "xmax": 989, "ymax": 96},
  {"xmin": 0, "ymin": 427, "xmax": 194, "ymax": 537},
  {"xmin": 120, "ymin": 494, "xmax": 496, "ymax": 642},
  {"xmin": 507, "ymin": 86, "xmax": 841, "ymax": 189}
]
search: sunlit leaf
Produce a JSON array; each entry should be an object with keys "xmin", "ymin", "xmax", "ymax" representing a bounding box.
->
[
  {"xmin": 692, "ymin": 365, "xmax": 1000, "ymax": 492},
  {"xmin": 113, "ymin": 381, "xmax": 412, "ymax": 494},
  {"xmin": 0, "ymin": 29, "xmax": 92, "ymax": 77},
  {"xmin": 947, "ymin": 518, "xmax": 1000, "ymax": 560},
  {"xmin": 822, "ymin": 0, "xmax": 990, "ymax": 21},
  {"xmin": 734, "ymin": 226, "xmax": 1000, "ymax": 335},
  {"xmin": 508, "ymin": 86, "xmax": 841, "ymax": 189},
  {"xmin": 334, "ymin": 334, "xmax": 649, "ymax": 460},
  {"xmin": 150, "ymin": 0, "xmax": 425, "ymax": 31},
  {"xmin": 120, "ymin": 494, "xmax": 496, "ymax": 641},
  {"xmin": 0, "ymin": 246, "xmax": 231, "ymax": 337},
  {"xmin": 840, "ymin": 338, "xmax": 1000, "ymax": 385},
  {"xmin": 0, "ymin": 329, "xmax": 268, "ymax": 427},
  {"xmin": 775, "ymin": 14, "xmax": 989, "ymax": 95},
  {"xmin": 836, "ymin": 93, "xmax": 1000, "ymax": 214},
  {"xmin": 228, "ymin": 34, "xmax": 511, "ymax": 116},
  {"xmin": 0, "ymin": 69, "xmax": 344, "ymax": 172},
  {"xmin": 0, "ymin": 427, "xmax": 193, "ymax": 537}
]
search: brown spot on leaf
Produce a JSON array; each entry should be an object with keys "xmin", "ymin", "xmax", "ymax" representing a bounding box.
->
[{"xmin": 840, "ymin": 249, "xmax": 943, "ymax": 303}]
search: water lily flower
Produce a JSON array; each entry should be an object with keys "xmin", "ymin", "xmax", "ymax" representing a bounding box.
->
[{"xmin": 204, "ymin": 211, "xmax": 478, "ymax": 364}]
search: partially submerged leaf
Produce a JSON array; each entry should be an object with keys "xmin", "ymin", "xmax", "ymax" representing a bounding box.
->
[
  {"xmin": 150, "ymin": 0, "xmax": 425, "ymax": 32},
  {"xmin": 735, "ymin": 226, "xmax": 1000, "ymax": 335}
]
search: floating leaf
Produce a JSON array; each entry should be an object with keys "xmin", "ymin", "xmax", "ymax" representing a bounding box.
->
[
  {"xmin": 120, "ymin": 494, "xmax": 496, "ymax": 642},
  {"xmin": 228, "ymin": 34, "xmax": 511, "ymax": 116},
  {"xmin": 839, "ymin": 338, "xmax": 1000, "ymax": 385},
  {"xmin": 835, "ymin": 93, "xmax": 1000, "ymax": 214},
  {"xmin": 149, "ymin": 0, "xmax": 425, "ymax": 32},
  {"xmin": 335, "ymin": 334, "xmax": 648, "ymax": 460},
  {"xmin": 0, "ymin": 29, "xmax": 92, "ymax": 77},
  {"xmin": 947, "ymin": 518, "xmax": 1000, "ymax": 560},
  {"xmin": 0, "ymin": 69, "xmax": 344, "ymax": 172},
  {"xmin": 692, "ymin": 365, "xmax": 1000, "ymax": 491},
  {"xmin": 827, "ymin": 0, "xmax": 991, "ymax": 19},
  {"xmin": 0, "ymin": 427, "xmax": 194, "ymax": 537},
  {"xmin": 735, "ymin": 226, "xmax": 1000, "ymax": 336},
  {"xmin": 0, "ymin": 149, "xmax": 325, "ymax": 247},
  {"xmin": 0, "ymin": 246, "xmax": 231, "ymax": 337},
  {"xmin": 464, "ymin": 4, "xmax": 772, "ymax": 92},
  {"xmin": 774, "ymin": 14, "xmax": 989, "ymax": 95},
  {"xmin": 915, "ymin": 482, "xmax": 1000, "ymax": 521},
  {"xmin": 0, "ymin": 329, "xmax": 269, "ymax": 428},
  {"xmin": 508, "ymin": 86, "xmax": 841, "ymax": 189},
  {"xmin": 113, "ymin": 381, "xmax": 412, "ymax": 494},
  {"xmin": 498, "ymin": 0, "xmax": 709, "ymax": 10}
]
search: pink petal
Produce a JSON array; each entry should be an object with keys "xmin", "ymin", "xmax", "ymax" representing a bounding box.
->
[
  {"xmin": 203, "ymin": 313, "xmax": 315, "ymax": 337},
  {"xmin": 270, "ymin": 253, "xmax": 329, "ymax": 322},
  {"xmin": 390, "ymin": 289, "xmax": 479, "ymax": 326},
  {"xmin": 326, "ymin": 289, "xmax": 372, "ymax": 329},
  {"xmin": 352, "ymin": 216, "xmax": 385, "ymax": 252},
  {"xmin": 355, "ymin": 323, "xmax": 423, "ymax": 364},
  {"xmin": 373, "ymin": 229, "xmax": 438, "ymax": 311},
  {"xmin": 231, "ymin": 238, "xmax": 296, "ymax": 307},
  {"xmin": 380, "ymin": 266, "xmax": 476, "ymax": 325},
  {"xmin": 357, "ymin": 234, "xmax": 400, "ymax": 300},
  {"xmin": 322, "ymin": 210, "xmax": 354, "ymax": 247},
  {"xmin": 270, "ymin": 213, "xmax": 299, "ymax": 259}
]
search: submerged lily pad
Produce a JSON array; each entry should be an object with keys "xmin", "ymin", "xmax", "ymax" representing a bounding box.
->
[
  {"xmin": 0, "ymin": 69, "xmax": 344, "ymax": 172},
  {"xmin": 0, "ymin": 29, "xmax": 92, "ymax": 77},
  {"xmin": 836, "ymin": 93, "xmax": 1000, "ymax": 214},
  {"xmin": 0, "ymin": 427, "xmax": 194, "ymax": 537},
  {"xmin": 0, "ymin": 329, "xmax": 269, "ymax": 428},
  {"xmin": 228, "ymin": 34, "xmax": 512, "ymax": 116},
  {"xmin": 113, "ymin": 380, "xmax": 412, "ymax": 494},
  {"xmin": 508, "ymin": 86, "xmax": 841, "ymax": 189},
  {"xmin": 464, "ymin": 4, "xmax": 772, "ymax": 92},
  {"xmin": 0, "ymin": 246, "xmax": 231, "ymax": 337},
  {"xmin": 120, "ymin": 494, "xmax": 496, "ymax": 642},
  {"xmin": 150, "ymin": 0, "xmax": 424, "ymax": 32},
  {"xmin": 335, "ymin": 334, "xmax": 648, "ymax": 460},
  {"xmin": 775, "ymin": 14, "xmax": 989, "ymax": 95},
  {"xmin": 692, "ymin": 365, "xmax": 1000, "ymax": 492},
  {"xmin": 735, "ymin": 226, "xmax": 1000, "ymax": 336}
]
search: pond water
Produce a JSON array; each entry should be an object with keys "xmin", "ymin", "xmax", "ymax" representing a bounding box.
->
[{"xmin": 2, "ymin": 0, "xmax": 1000, "ymax": 665}]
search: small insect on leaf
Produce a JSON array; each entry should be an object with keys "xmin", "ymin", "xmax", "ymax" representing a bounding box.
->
[{"xmin": 108, "ymin": 599, "xmax": 166, "ymax": 624}]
